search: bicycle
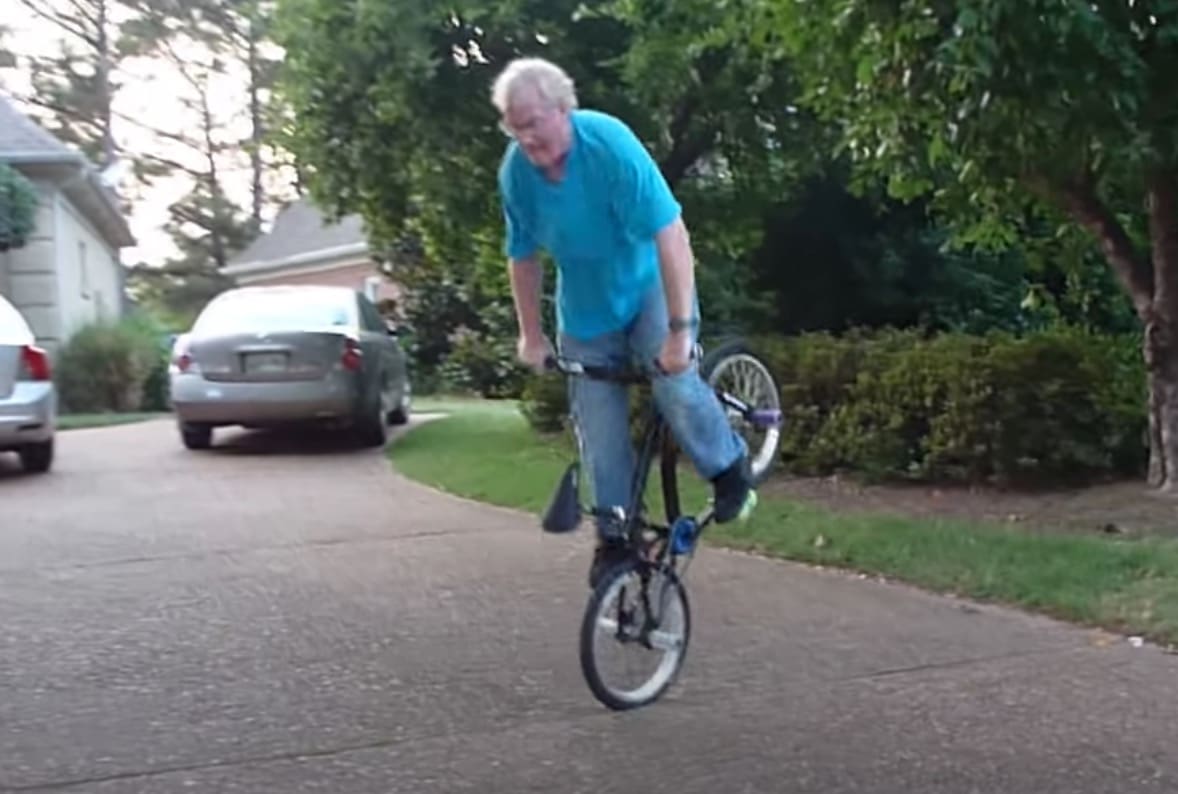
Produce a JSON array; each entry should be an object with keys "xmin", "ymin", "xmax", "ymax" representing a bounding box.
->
[{"xmin": 539, "ymin": 339, "xmax": 784, "ymax": 710}]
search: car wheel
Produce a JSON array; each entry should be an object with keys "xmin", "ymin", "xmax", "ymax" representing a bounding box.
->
[
  {"xmin": 19, "ymin": 439, "xmax": 54, "ymax": 473},
  {"xmin": 355, "ymin": 393, "xmax": 388, "ymax": 448},
  {"xmin": 388, "ymin": 382, "xmax": 411, "ymax": 425},
  {"xmin": 181, "ymin": 422, "xmax": 213, "ymax": 450}
]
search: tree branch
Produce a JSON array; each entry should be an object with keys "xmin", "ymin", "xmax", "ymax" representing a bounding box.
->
[
  {"xmin": 657, "ymin": 94, "xmax": 719, "ymax": 188},
  {"xmin": 140, "ymin": 152, "xmax": 204, "ymax": 180},
  {"xmin": 16, "ymin": 0, "xmax": 97, "ymax": 47},
  {"xmin": 62, "ymin": 0, "xmax": 100, "ymax": 32},
  {"xmin": 660, "ymin": 130, "xmax": 716, "ymax": 189},
  {"xmin": 1045, "ymin": 170, "xmax": 1154, "ymax": 320}
]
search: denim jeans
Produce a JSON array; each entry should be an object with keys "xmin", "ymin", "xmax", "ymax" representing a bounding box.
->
[{"xmin": 558, "ymin": 281, "xmax": 748, "ymax": 539}]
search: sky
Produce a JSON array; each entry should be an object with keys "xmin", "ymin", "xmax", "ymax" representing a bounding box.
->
[{"xmin": 1, "ymin": 1, "xmax": 296, "ymax": 268}]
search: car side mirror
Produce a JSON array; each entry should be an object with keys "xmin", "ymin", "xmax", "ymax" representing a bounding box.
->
[{"xmin": 385, "ymin": 322, "xmax": 399, "ymax": 337}]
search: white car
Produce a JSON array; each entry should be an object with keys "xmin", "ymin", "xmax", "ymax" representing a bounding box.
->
[{"xmin": 0, "ymin": 294, "xmax": 55, "ymax": 473}]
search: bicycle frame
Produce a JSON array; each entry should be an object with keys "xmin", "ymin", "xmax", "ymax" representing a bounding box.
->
[{"xmin": 543, "ymin": 353, "xmax": 775, "ymax": 566}]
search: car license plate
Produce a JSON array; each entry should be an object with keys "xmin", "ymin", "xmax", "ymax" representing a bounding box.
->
[{"xmin": 244, "ymin": 352, "xmax": 288, "ymax": 373}]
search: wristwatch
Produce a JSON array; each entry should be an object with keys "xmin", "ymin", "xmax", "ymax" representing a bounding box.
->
[{"xmin": 669, "ymin": 316, "xmax": 698, "ymax": 333}]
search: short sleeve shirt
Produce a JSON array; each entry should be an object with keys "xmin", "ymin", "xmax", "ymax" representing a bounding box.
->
[{"xmin": 498, "ymin": 109, "xmax": 681, "ymax": 340}]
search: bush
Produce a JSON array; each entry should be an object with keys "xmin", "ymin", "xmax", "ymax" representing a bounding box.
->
[
  {"xmin": 518, "ymin": 325, "xmax": 1147, "ymax": 487},
  {"xmin": 436, "ymin": 326, "xmax": 530, "ymax": 398},
  {"xmin": 519, "ymin": 367, "xmax": 655, "ymax": 446},
  {"xmin": 520, "ymin": 371, "xmax": 568, "ymax": 433},
  {"xmin": 55, "ymin": 318, "xmax": 167, "ymax": 413},
  {"xmin": 775, "ymin": 325, "xmax": 1147, "ymax": 485}
]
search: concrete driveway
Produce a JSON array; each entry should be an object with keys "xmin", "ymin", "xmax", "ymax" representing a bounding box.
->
[{"xmin": 2, "ymin": 417, "xmax": 1176, "ymax": 793}]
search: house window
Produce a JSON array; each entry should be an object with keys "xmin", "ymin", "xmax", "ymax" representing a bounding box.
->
[{"xmin": 78, "ymin": 240, "xmax": 90, "ymax": 298}]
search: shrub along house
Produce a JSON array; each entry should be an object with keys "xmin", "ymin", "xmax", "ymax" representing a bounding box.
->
[
  {"xmin": 221, "ymin": 197, "xmax": 401, "ymax": 314},
  {"xmin": 0, "ymin": 95, "xmax": 134, "ymax": 355}
]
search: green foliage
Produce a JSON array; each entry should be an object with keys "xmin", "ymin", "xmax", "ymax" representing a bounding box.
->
[
  {"xmin": 771, "ymin": 0, "xmax": 1178, "ymax": 268},
  {"xmin": 55, "ymin": 317, "xmax": 169, "ymax": 413},
  {"xmin": 270, "ymin": 0, "xmax": 829, "ymax": 384},
  {"xmin": 436, "ymin": 325, "xmax": 530, "ymax": 398},
  {"xmin": 0, "ymin": 163, "xmax": 38, "ymax": 251},
  {"xmin": 519, "ymin": 371, "xmax": 568, "ymax": 434},
  {"xmin": 520, "ymin": 325, "xmax": 1146, "ymax": 486},
  {"xmin": 766, "ymin": 326, "xmax": 1146, "ymax": 485}
]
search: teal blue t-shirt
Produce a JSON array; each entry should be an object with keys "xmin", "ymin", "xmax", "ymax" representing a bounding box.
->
[{"xmin": 498, "ymin": 109, "xmax": 681, "ymax": 340}]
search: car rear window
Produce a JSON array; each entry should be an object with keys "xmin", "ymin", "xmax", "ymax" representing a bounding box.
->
[
  {"xmin": 193, "ymin": 291, "xmax": 355, "ymax": 334},
  {"xmin": 0, "ymin": 298, "xmax": 32, "ymax": 344}
]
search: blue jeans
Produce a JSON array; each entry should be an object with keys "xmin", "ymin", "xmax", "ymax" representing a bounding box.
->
[{"xmin": 558, "ymin": 282, "xmax": 748, "ymax": 539}]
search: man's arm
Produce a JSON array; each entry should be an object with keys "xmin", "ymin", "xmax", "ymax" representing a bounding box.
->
[
  {"xmin": 655, "ymin": 216, "xmax": 696, "ymax": 329},
  {"xmin": 508, "ymin": 256, "xmax": 544, "ymax": 340},
  {"xmin": 499, "ymin": 154, "xmax": 544, "ymax": 341}
]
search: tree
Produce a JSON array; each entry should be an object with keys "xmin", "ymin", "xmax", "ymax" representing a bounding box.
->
[
  {"xmin": 269, "ymin": 0, "xmax": 829, "ymax": 387},
  {"xmin": 120, "ymin": 1, "xmax": 269, "ymax": 321},
  {"xmin": 772, "ymin": 0, "xmax": 1178, "ymax": 490},
  {"xmin": 17, "ymin": 0, "xmax": 124, "ymax": 168}
]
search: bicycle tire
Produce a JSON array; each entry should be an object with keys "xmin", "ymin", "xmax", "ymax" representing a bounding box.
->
[
  {"xmin": 579, "ymin": 557, "xmax": 692, "ymax": 711},
  {"xmin": 700, "ymin": 338, "xmax": 783, "ymax": 486}
]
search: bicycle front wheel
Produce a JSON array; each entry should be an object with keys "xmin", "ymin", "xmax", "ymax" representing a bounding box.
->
[
  {"xmin": 702, "ymin": 339, "xmax": 783, "ymax": 485},
  {"xmin": 579, "ymin": 558, "xmax": 691, "ymax": 710}
]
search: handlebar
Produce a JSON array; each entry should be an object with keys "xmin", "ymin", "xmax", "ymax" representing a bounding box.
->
[
  {"xmin": 544, "ymin": 352, "xmax": 782, "ymax": 430},
  {"xmin": 542, "ymin": 355, "xmax": 649, "ymax": 384}
]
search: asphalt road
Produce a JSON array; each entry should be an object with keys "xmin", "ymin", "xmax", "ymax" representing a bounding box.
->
[{"xmin": 2, "ymin": 417, "xmax": 1176, "ymax": 793}]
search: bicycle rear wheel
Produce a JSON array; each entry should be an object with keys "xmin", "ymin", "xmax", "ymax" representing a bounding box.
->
[
  {"xmin": 579, "ymin": 558, "xmax": 691, "ymax": 710},
  {"xmin": 701, "ymin": 339, "xmax": 783, "ymax": 485}
]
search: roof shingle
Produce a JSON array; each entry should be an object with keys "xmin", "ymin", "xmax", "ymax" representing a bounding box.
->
[
  {"xmin": 0, "ymin": 95, "xmax": 79, "ymax": 160},
  {"xmin": 228, "ymin": 197, "xmax": 368, "ymax": 267}
]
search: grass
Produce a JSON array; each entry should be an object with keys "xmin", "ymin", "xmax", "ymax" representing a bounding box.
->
[
  {"xmin": 391, "ymin": 403, "xmax": 1178, "ymax": 647},
  {"xmin": 58, "ymin": 411, "xmax": 167, "ymax": 430}
]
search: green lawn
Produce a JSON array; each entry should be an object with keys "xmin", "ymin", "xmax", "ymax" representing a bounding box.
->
[{"xmin": 391, "ymin": 404, "xmax": 1178, "ymax": 647}]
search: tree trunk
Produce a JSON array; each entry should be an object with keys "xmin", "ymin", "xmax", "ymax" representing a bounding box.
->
[
  {"xmin": 96, "ymin": 0, "xmax": 116, "ymax": 169},
  {"xmin": 1057, "ymin": 169, "xmax": 1178, "ymax": 492},
  {"xmin": 1146, "ymin": 169, "xmax": 1178, "ymax": 492},
  {"xmin": 247, "ymin": 17, "xmax": 264, "ymax": 223}
]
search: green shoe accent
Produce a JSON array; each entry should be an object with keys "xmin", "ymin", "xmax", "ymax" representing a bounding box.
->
[{"xmin": 737, "ymin": 489, "xmax": 758, "ymax": 522}]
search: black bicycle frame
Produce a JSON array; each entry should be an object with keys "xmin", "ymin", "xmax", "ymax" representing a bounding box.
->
[{"xmin": 546, "ymin": 354, "xmax": 763, "ymax": 545}]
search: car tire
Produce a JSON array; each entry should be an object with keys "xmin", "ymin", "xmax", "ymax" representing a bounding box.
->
[
  {"xmin": 355, "ymin": 394, "xmax": 388, "ymax": 448},
  {"xmin": 181, "ymin": 422, "xmax": 213, "ymax": 450},
  {"xmin": 388, "ymin": 383, "xmax": 411, "ymax": 426},
  {"xmin": 19, "ymin": 439, "xmax": 53, "ymax": 473}
]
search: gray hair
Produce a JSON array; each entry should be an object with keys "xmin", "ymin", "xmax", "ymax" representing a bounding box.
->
[{"xmin": 491, "ymin": 57, "xmax": 578, "ymax": 113}]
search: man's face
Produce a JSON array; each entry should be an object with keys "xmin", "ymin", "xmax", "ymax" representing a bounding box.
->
[{"xmin": 501, "ymin": 87, "xmax": 569, "ymax": 169}]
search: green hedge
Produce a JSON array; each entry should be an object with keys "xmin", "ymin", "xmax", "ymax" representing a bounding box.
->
[
  {"xmin": 55, "ymin": 317, "xmax": 170, "ymax": 413},
  {"xmin": 519, "ymin": 326, "xmax": 1147, "ymax": 486}
]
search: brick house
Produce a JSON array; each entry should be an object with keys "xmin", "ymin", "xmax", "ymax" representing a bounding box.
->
[{"xmin": 221, "ymin": 197, "xmax": 401, "ymax": 315}]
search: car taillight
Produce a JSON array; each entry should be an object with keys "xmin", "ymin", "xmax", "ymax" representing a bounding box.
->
[
  {"xmin": 20, "ymin": 345, "xmax": 51, "ymax": 381},
  {"xmin": 172, "ymin": 340, "xmax": 194, "ymax": 372},
  {"xmin": 341, "ymin": 338, "xmax": 362, "ymax": 371}
]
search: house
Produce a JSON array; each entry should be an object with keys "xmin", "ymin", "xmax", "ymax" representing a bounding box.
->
[
  {"xmin": 221, "ymin": 197, "xmax": 402, "ymax": 314},
  {"xmin": 0, "ymin": 95, "xmax": 135, "ymax": 354}
]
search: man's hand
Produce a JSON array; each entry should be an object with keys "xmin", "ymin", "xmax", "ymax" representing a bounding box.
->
[
  {"xmin": 518, "ymin": 333, "xmax": 555, "ymax": 372},
  {"xmin": 656, "ymin": 328, "xmax": 693, "ymax": 376}
]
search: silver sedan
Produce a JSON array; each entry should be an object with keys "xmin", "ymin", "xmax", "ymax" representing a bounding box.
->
[
  {"xmin": 169, "ymin": 285, "xmax": 411, "ymax": 450},
  {"xmin": 0, "ymin": 294, "xmax": 56, "ymax": 473}
]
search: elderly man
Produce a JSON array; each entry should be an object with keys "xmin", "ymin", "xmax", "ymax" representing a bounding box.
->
[{"xmin": 492, "ymin": 56, "xmax": 755, "ymax": 586}]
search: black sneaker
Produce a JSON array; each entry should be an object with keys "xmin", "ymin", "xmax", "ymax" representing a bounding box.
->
[
  {"xmin": 712, "ymin": 455, "xmax": 754, "ymax": 523},
  {"xmin": 588, "ymin": 536, "xmax": 630, "ymax": 589}
]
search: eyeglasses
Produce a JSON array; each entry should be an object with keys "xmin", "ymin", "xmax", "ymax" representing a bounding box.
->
[{"xmin": 498, "ymin": 105, "xmax": 561, "ymax": 139}]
